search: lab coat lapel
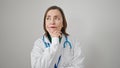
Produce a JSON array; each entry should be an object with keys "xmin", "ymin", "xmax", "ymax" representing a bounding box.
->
[{"xmin": 44, "ymin": 35, "xmax": 51, "ymax": 44}]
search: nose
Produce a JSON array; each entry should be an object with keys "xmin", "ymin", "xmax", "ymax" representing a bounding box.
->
[{"xmin": 50, "ymin": 18, "xmax": 55, "ymax": 24}]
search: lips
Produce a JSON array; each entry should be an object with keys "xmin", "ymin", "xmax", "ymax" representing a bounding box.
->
[
  {"xmin": 49, "ymin": 25, "xmax": 57, "ymax": 28},
  {"xmin": 50, "ymin": 26, "xmax": 56, "ymax": 28}
]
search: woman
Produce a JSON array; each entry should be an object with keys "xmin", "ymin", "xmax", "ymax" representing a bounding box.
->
[{"xmin": 31, "ymin": 6, "xmax": 84, "ymax": 68}]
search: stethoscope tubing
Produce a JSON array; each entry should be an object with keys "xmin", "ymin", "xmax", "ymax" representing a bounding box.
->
[{"xmin": 42, "ymin": 35, "xmax": 72, "ymax": 48}]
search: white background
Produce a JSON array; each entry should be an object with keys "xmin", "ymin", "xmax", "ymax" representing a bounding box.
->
[{"xmin": 0, "ymin": 0, "xmax": 120, "ymax": 68}]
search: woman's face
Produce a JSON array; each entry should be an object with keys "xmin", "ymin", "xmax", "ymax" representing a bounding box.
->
[{"xmin": 45, "ymin": 9, "xmax": 63, "ymax": 34}]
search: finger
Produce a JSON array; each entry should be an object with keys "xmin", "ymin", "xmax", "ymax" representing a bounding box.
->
[{"xmin": 49, "ymin": 30, "xmax": 62, "ymax": 37}]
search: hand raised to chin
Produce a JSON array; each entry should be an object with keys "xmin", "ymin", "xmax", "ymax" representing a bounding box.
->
[{"xmin": 49, "ymin": 30, "xmax": 62, "ymax": 38}]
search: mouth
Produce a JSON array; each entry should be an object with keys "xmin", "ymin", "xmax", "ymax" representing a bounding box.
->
[
  {"xmin": 50, "ymin": 26, "xmax": 56, "ymax": 28},
  {"xmin": 49, "ymin": 26, "xmax": 57, "ymax": 28}
]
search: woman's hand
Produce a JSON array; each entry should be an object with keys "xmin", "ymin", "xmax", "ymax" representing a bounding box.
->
[{"xmin": 49, "ymin": 30, "xmax": 62, "ymax": 38}]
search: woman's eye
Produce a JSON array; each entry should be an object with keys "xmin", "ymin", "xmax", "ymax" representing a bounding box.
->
[
  {"xmin": 55, "ymin": 17, "xmax": 60, "ymax": 20},
  {"xmin": 58, "ymin": 18, "xmax": 60, "ymax": 20},
  {"xmin": 46, "ymin": 17, "xmax": 50, "ymax": 20}
]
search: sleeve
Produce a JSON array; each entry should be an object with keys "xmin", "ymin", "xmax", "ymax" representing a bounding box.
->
[
  {"xmin": 71, "ymin": 41, "xmax": 85, "ymax": 68},
  {"xmin": 31, "ymin": 38, "xmax": 61, "ymax": 68}
]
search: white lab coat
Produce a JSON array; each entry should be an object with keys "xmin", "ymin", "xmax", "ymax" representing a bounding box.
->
[{"xmin": 31, "ymin": 34, "xmax": 84, "ymax": 68}]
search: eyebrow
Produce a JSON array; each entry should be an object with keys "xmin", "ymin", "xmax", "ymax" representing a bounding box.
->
[
  {"xmin": 55, "ymin": 15, "xmax": 59, "ymax": 18},
  {"xmin": 46, "ymin": 15, "xmax": 51, "ymax": 18},
  {"xmin": 46, "ymin": 15, "xmax": 60, "ymax": 18}
]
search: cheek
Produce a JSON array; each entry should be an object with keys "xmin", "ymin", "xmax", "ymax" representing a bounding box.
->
[{"xmin": 57, "ymin": 23, "xmax": 63, "ymax": 29}]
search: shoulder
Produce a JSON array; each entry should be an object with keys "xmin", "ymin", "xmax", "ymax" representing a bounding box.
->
[
  {"xmin": 67, "ymin": 35, "xmax": 81, "ymax": 49},
  {"xmin": 33, "ymin": 37, "xmax": 45, "ymax": 49},
  {"xmin": 31, "ymin": 37, "xmax": 45, "ymax": 56},
  {"xmin": 34, "ymin": 37, "xmax": 42, "ymax": 45},
  {"xmin": 68, "ymin": 36, "xmax": 84, "ymax": 56}
]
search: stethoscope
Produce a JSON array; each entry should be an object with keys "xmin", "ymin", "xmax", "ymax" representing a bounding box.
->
[
  {"xmin": 42, "ymin": 35, "xmax": 72, "ymax": 49},
  {"xmin": 42, "ymin": 35, "xmax": 72, "ymax": 68}
]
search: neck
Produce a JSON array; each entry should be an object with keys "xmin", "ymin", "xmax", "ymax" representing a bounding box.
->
[{"xmin": 47, "ymin": 34, "xmax": 62, "ymax": 43}]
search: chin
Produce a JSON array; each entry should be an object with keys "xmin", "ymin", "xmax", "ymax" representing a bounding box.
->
[{"xmin": 47, "ymin": 29, "xmax": 55, "ymax": 33}]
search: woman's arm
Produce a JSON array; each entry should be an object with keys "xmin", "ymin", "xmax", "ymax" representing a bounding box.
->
[
  {"xmin": 71, "ymin": 41, "xmax": 84, "ymax": 68},
  {"xmin": 31, "ymin": 39, "xmax": 51, "ymax": 68},
  {"xmin": 31, "ymin": 38, "xmax": 61, "ymax": 68}
]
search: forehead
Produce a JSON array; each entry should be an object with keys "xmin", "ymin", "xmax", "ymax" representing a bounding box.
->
[{"xmin": 46, "ymin": 9, "xmax": 62, "ymax": 17}]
